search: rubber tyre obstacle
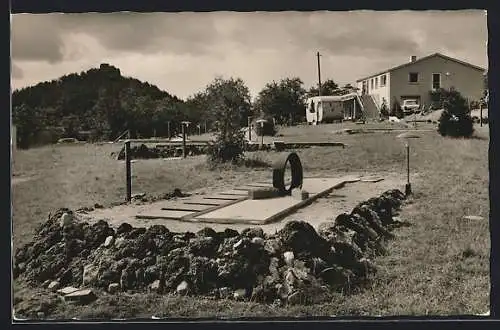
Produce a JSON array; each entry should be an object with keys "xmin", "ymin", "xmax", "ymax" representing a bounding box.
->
[{"xmin": 272, "ymin": 152, "xmax": 303, "ymax": 196}]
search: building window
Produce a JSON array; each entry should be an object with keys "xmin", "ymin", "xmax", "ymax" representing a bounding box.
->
[
  {"xmin": 381, "ymin": 74, "xmax": 387, "ymax": 87},
  {"xmin": 432, "ymin": 73, "xmax": 441, "ymax": 90},
  {"xmin": 409, "ymin": 72, "xmax": 419, "ymax": 83},
  {"xmin": 370, "ymin": 79, "xmax": 374, "ymax": 89},
  {"xmin": 375, "ymin": 77, "xmax": 378, "ymax": 89}
]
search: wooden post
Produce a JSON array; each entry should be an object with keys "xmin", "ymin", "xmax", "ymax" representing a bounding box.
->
[
  {"xmin": 125, "ymin": 140, "xmax": 132, "ymax": 202},
  {"xmin": 353, "ymin": 98, "xmax": 356, "ymax": 120},
  {"xmin": 167, "ymin": 121, "xmax": 171, "ymax": 139},
  {"xmin": 248, "ymin": 116, "xmax": 252, "ymax": 141},
  {"xmin": 181, "ymin": 121, "xmax": 191, "ymax": 158},
  {"xmin": 479, "ymin": 103, "xmax": 482, "ymax": 126},
  {"xmin": 405, "ymin": 143, "xmax": 412, "ymax": 196},
  {"xmin": 317, "ymin": 51, "xmax": 322, "ymax": 97},
  {"xmin": 182, "ymin": 124, "xmax": 187, "ymax": 158}
]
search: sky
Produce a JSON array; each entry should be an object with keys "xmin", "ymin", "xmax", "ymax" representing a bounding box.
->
[{"xmin": 11, "ymin": 10, "xmax": 488, "ymax": 100}]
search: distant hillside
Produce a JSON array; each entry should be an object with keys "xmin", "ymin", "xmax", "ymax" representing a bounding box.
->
[{"xmin": 12, "ymin": 63, "xmax": 194, "ymax": 148}]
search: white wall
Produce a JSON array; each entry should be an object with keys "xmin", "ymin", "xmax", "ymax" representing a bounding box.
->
[{"xmin": 358, "ymin": 72, "xmax": 390, "ymax": 109}]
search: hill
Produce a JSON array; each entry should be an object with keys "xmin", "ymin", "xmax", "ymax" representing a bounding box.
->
[{"xmin": 12, "ymin": 64, "xmax": 193, "ymax": 148}]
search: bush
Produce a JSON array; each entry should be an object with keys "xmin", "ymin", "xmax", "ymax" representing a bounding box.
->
[
  {"xmin": 429, "ymin": 88, "xmax": 447, "ymax": 109},
  {"xmin": 437, "ymin": 88, "xmax": 474, "ymax": 138},
  {"xmin": 206, "ymin": 100, "xmax": 246, "ymax": 165},
  {"xmin": 254, "ymin": 116, "xmax": 278, "ymax": 137},
  {"xmin": 391, "ymin": 98, "xmax": 404, "ymax": 119},
  {"xmin": 380, "ymin": 100, "xmax": 389, "ymax": 118},
  {"xmin": 438, "ymin": 111, "xmax": 474, "ymax": 137},
  {"xmin": 207, "ymin": 140, "xmax": 245, "ymax": 164}
]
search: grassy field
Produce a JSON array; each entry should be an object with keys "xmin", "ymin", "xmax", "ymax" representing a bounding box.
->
[{"xmin": 11, "ymin": 122, "xmax": 490, "ymax": 318}]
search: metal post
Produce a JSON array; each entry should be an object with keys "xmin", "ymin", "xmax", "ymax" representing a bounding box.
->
[
  {"xmin": 353, "ymin": 98, "xmax": 356, "ymax": 120},
  {"xmin": 480, "ymin": 104, "xmax": 483, "ymax": 127},
  {"xmin": 405, "ymin": 143, "xmax": 412, "ymax": 196},
  {"xmin": 125, "ymin": 141, "xmax": 132, "ymax": 202},
  {"xmin": 260, "ymin": 122, "xmax": 265, "ymax": 147},
  {"xmin": 248, "ymin": 116, "xmax": 252, "ymax": 141},
  {"xmin": 182, "ymin": 124, "xmax": 187, "ymax": 158}
]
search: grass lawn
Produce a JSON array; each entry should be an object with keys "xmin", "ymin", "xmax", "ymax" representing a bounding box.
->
[{"xmin": 11, "ymin": 123, "xmax": 490, "ymax": 318}]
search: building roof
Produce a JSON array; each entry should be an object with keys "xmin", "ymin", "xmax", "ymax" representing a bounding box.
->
[
  {"xmin": 306, "ymin": 93, "xmax": 359, "ymax": 102},
  {"xmin": 356, "ymin": 53, "xmax": 486, "ymax": 82}
]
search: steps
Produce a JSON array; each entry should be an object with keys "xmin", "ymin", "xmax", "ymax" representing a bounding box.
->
[{"xmin": 360, "ymin": 94, "xmax": 380, "ymax": 119}]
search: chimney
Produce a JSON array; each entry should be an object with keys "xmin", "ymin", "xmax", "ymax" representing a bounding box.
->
[{"xmin": 410, "ymin": 55, "xmax": 417, "ymax": 63}]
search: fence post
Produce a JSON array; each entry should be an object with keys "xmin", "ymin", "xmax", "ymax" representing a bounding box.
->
[
  {"xmin": 182, "ymin": 124, "xmax": 186, "ymax": 158},
  {"xmin": 480, "ymin": 103, "xmax": 483, "ymax": 127},
  {"xmin": 405, "ymin": 143, "xmax": 412, "ymax": 196},
  {"xmin": 248, "ymin": 116, "xmax": 252, "ymax": 141},
  {"xmin": 181, "ymin": 121, "xmax": 191, "ymax": 158},
  {"xmin": 125, "ymin": 140, "xmax": 132, "ymax": 202}
]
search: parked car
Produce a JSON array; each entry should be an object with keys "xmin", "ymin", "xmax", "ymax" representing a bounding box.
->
[{"xmin": 402, "ymin": 99, "xmax": 420, "ymax": 114}]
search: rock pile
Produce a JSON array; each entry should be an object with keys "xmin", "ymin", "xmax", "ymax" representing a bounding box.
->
[
  {"xmin": 14, "ymin": 189, "xmax": 406, "ymax": 305},
  {"xmin": 115, "ymin": 144, "xmax": 208, "ymax": 160},
  {"xmin": 114, "ymin": 143, "xmax": 319, "ymax": 160}
]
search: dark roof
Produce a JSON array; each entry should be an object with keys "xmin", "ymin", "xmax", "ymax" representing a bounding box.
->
[{"xmin": 356, "ymin": 53, "xmax": 486, "ymax": 82}]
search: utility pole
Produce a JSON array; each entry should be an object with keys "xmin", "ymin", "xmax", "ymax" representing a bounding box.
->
[
  {"xmin": 317, "ymin": 51, "xmax": 322, "ymax": 96},
  {"xmin": 316, "ymin": 51, "xmax": 322, "ymax": 125}
]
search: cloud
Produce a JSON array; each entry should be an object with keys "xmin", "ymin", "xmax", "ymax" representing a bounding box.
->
[
  {"xmin": 11, "ymin": 12, "xmax": 223, "ymax": 63},
  {"xmin": 11, "ymin": 14, "xmax": 66, "ymax": 63},
  {"xmin": 10, "ymin": 11, "xmax": 487, "ymax": 99},
  {"xmin": 217, "ymin": 10, "xmax": 486, "ymax": 57},
  {"xmin": 11, "ymin": 11, "xmax": 487, "ymax": 62}
]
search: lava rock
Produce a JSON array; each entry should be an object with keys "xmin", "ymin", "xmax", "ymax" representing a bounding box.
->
[
  {"xmin": 103, "ymin": 236, "xmax": 115, "ymax": 248},
  {"xmin": 108, "ymin": 283, "xmax": 120, "ymax": 294},
  {"xmin": 176, "ymin": 281, "xmax": 189, "ymax": 295},
  {"xmin": 283, "ymin": 251, "xmax": 295, "ymax": 266},
  {"xmin": 241, "ymin": 228, "xmax": 265, "ymax": 239},
  {"xmin": 116, "ymin": 223, "xmax": 133, "ymax": 236},
  {"xmin": 48, "ymin": 281, "xmax": 61, "ymax": 292}
]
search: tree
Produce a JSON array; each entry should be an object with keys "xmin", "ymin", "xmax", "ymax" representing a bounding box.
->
[
  {"xmin": 380, "ymin": 98, "xmax": 389, "ymax": 119},
  {"xmin": 204, "ymin": 77, "xmax": 252, "ymax": 128},
  {"xmin": 391, "ymin": 98, "xmax": 404, "ymax": 119},
  {"xmin": 437, "ymin": 88, "xmax": 474, "ymax": 138},
  {"xmin": 11, "ymin": 63, "xmax": 184, "ymax": 147},
  {"xmin": 184, "ymin": 92, "xmax": 212, "ymax": 129},
  {"xmin": 254, "ymin": 77, "xmax": 307, "ymax": 125},
  {"xmin": 307, "ymin": 79, "xmax": 339, "ymax": 98},
  {"xmin": 483, "ymin": 72, "xmax": 488, "ymax": 101},
  {"xmin": 12, "ymin": 104, "xmax": 42, "ymax": 148},
  {"xmin": 203, "ymin": 77, "xmax": 249, "ymax": 164}
]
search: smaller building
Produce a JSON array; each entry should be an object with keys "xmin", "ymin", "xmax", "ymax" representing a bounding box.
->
[
  {"xmin": 356, "ymin": 53, "xmax": 487, "ymax": 111},
  {"xmin": 305, "ymin": 94, "xmax": 364, "ymax": 125}
]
